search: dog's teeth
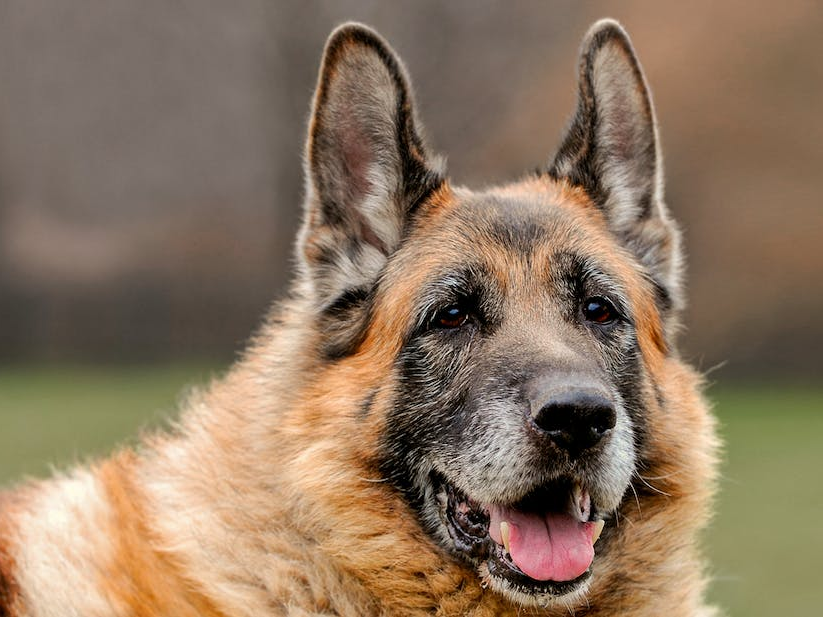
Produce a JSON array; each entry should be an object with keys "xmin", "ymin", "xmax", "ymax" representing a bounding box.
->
[
  {"xmin": 592, "ymin": 520, "xmax": 605, "ymax": 545},
  {"xmin": 500, "ymin": 521, "xmax": 511, "ymax": 555}
]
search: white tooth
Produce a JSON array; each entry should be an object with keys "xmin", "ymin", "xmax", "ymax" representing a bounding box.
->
[
  {"xmin": 592, "ymin": 520, "xmax": 605, "ymax": 545},
  {"xmin": 500, "ymin": 521, "xmax": 511, "ymax": 555}
]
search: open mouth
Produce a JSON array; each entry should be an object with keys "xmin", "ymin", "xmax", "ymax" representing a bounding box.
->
[{"xmin": 434, "ymin": 473, "xmax": 606, "ymax": 598}]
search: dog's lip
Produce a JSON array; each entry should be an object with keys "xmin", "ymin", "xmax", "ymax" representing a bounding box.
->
[
  {"xmin": 433, "ymin": 472, "xmax": 605, "ymax": 595},
  {"xmin": 486, "ymin": 542, "xmax": 593, "ymax": 595}
]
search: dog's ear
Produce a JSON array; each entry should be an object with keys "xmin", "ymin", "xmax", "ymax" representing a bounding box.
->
[
  {"xmin": 549, "ymin": 20, "xmax": 682, "ymax": 313},
  {"xmin": 299, "ymin": 24, "xmax": 443, "ymax": 314}
]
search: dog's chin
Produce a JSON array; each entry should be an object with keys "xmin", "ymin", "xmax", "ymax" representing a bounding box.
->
[{"xmin": 427, "ymin": 471, "xmax": 611, "ymax": 608}]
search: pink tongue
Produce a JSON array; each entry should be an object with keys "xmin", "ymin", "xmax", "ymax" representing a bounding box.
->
[{"xmin": 489, "ymin": 506, "xmax": 595, "ymax": 582}]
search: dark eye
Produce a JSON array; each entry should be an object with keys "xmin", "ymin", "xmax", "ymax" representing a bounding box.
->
[
  {"xmin": 582, "ymin": 296, "xmax": 618, "ymax": 325},
  {"xmin": 432, "ymin": 305, "xmax": 469, "ymax": 329}
]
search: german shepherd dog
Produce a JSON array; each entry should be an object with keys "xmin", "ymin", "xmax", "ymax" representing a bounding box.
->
[{"xmin": 0, "ymin": 20, "xmax": 719, "ymax": 616}]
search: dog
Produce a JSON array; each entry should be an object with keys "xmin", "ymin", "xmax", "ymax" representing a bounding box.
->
[{"xmin": 0, "ymin": 19, "xmax": 719, "ymax": 616}]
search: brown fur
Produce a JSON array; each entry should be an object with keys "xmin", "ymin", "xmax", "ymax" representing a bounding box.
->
[
  {"xmin": 0, "ymin": 502, "xmax": 21, "ymax": 617},
  {"xmin": 0, "ymin": 20, "xmax": 718, "ymax": 617}
]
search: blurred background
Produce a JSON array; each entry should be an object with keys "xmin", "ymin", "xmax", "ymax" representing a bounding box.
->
[{"xmin": 0, "ymin": 1, "xmax": 820, "ymax": 614}]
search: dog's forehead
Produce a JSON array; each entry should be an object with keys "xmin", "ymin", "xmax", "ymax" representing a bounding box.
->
[
  {"xmin": 454, "ymin": 191, "xmax": 581, "ymax": 248},
  {"xmin": 404, "ymin": 179, "xmax": 614, "ymax": 276}
]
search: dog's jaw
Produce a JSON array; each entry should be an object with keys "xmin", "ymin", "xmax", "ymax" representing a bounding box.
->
[{"xmin": 416, "ymin": 469, "xmax": 619, "ymax": 608}]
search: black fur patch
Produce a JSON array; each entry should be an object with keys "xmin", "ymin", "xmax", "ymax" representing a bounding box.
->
[
  {"xmin": 649, "ymin": 276, "xmax": 673, "ymax": 313},
  {"xmin": 380, "ymin": 333, "xmax": 471, "ymax": 504},
  {"xmin": 358, "ymin": 388, "xmax": 379, "ymax": 420},
  {"xmin": 548, "ymin": 100, "xmax": 606, "ymax": 208},
  {"xmin": 636, "ymin": 191, "xmax": 654, "ymax": 220},
  {"xmin": 318, "ymin": 286, "xmax": 374, "ymax": 360}
]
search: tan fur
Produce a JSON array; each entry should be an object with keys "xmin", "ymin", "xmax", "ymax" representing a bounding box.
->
[
  {"xmin": 96, "ymin": 454, "xmax": 227, "ymax": 617},
  {"xmin": 0, "ymin": 21, "xmax": 718, "ymax": 617}
]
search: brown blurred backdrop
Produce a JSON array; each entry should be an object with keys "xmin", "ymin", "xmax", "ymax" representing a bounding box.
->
[{"xmin": 0, "ymin": 0, "xmax": 820, "ymax": 379}]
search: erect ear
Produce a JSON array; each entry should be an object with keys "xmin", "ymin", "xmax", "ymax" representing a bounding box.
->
[
  {"xmin": 549, "ymin": 19, "xmax": 683, "ymax": 313},
  {"xmin": 299, "ymin": 23, "xmax": 444, "ymax": 314}
]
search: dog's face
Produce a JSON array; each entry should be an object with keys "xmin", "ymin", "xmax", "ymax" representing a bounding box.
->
[
  {"xmin": 374, "ymin": 187, "xmax": 653, "ymax": 604},
  {"xmin": 297, "ymin": 21, "xmax": 681, "ymax": 608},
  {"xmin": 377, "ymin": 189, "xmax": 646, "ymax": 604}
]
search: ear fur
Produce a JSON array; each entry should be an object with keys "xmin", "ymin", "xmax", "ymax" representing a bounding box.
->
[
  {"xmin": 299, "ymin": 23, "xmax": 444, "ymax": 325},
  {"xmin": 549, "ymin": 19, "xmax": 683, "ymax": 313}
]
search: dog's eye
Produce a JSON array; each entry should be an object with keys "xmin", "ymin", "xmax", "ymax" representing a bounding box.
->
[
  {"xmin": 432, "ymin": 305, "xmax": 469, "ymax": 329},
  {"xmin": 582, "ymin": 296, "xmax": 618, "ymax": 325}
]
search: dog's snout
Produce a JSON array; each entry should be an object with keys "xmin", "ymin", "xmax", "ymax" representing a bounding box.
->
[{"xmin": 531, "ymin": 390, "xmax": 616, "ymax": 453}]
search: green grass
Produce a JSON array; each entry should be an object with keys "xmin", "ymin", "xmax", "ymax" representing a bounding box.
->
[
  {"xmin": 0, "ymin": 366, "xmax": 820, "ymax": 614},
  {"xmin": 0, "ymin": 364, "xmax": 219, "ymax": 483},
  {"xmin": 706, "ymin": 383, "xmax": 823, "ymax": 615}
]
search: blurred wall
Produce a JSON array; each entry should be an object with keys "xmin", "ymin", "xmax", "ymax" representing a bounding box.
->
[{"xmin": 0, "ymin": 1, "xmax": 820, "ymax": 377}]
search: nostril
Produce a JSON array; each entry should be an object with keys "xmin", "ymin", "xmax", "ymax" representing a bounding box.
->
[
  {"xmin": 589, "ymin": 403, "xmax": 617, "ymax": 435},
  {"xmin": 532, "ymin": 402, "xmax": 575, "ymax": 434},
  {"xmin": 532, "ymin": 393, "xmax": 616, "ymax": 452}
]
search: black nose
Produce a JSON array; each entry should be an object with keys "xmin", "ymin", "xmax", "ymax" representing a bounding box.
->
[{"xmin": 531, "ymin": 391, "xmax": 616, "ymax": 453}]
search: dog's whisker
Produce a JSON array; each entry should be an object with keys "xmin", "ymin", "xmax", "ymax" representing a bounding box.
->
[
  {"xmin": 629, "ymin": 482, "xmax": 644, "ymax": 519},
  {"xmin": 356, "ymin": 476, "xmax": 390, "ymax": 483},
  {"xmin": 636, "ymin": 470, "xmax": 684, "ymax": 481},
  {"xmin": 634, "ymin": 473, "xmax": 672, "ymax": 497}
]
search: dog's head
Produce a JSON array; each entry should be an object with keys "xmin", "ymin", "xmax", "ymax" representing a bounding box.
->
[{"xmin": 295, "ymin": 20, "xmax": 682, "ymax": 608}]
